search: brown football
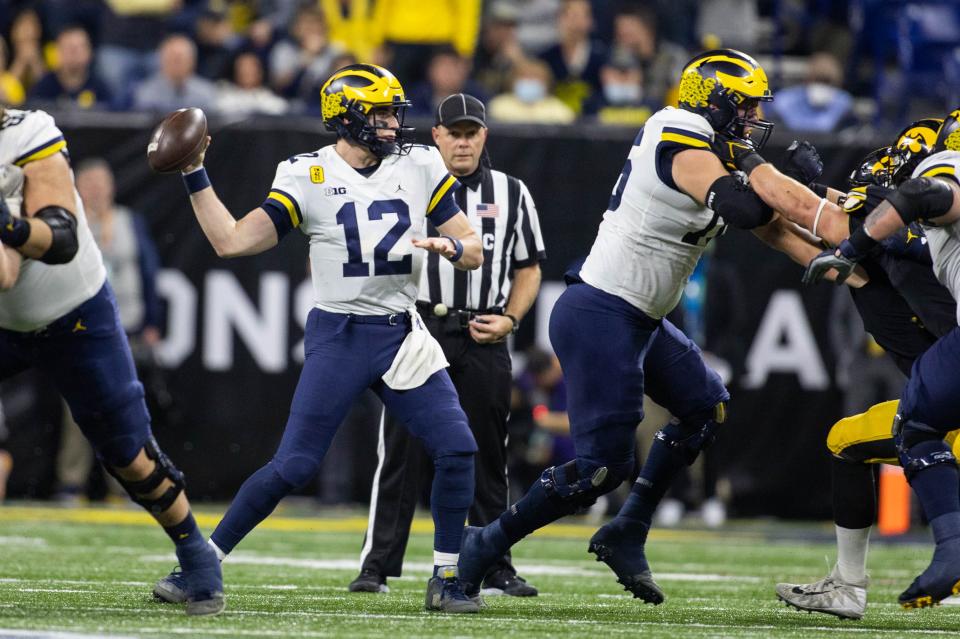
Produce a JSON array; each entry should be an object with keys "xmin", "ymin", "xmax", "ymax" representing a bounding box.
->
[{"xmin": 146, "ymin": 107, "xmax": 208, "ymax": 173}]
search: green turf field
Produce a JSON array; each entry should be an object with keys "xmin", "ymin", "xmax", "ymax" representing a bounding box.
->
[{"xmin": 0, "ymin": 504, "xmax": 957, "ymax": 638}]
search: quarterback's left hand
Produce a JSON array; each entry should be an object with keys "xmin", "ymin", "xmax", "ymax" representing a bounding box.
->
[
  {"xmin": 802, "ymin": 240, "xmax": 860, "ymax": 286},
  {"xmin": 412, "ymin": 236, "xmax": 458, "ymax": 259},
  {"xmin": 469, "ymin": 315, "xmax": 512, "ymax": 344}
]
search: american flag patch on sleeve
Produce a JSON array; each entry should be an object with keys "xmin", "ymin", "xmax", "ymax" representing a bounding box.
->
[{"xmin": 476, "ymin": 203, "xmax": 499, "ymax": 218}]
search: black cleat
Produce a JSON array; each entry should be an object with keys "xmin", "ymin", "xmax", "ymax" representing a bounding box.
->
[
  {"xmin": 899, "ymin": 538, "xmax": 960, "ymax": 609},
  {"xmin": 589, "ymin": 518, "xmax": 664, "ymax": 605},
  {"xmin": 425, "ymin": 566, "xmax": 480, "ymax": 613},
  {"xmin": 348, "ymin": 569, "xmax": 389, "ymax": 593},
  {"xmin": 481, "ymin": 569, "xmax": 538, "ymax": 597}
]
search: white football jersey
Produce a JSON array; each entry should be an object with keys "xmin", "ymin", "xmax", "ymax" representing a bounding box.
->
[
  {"xmin": 264, "ymin": 144, "xmax": 458, "ymax": 314},
  {"xmin": 0, "ymin": 109, "xmax": 106, "ymax": 331},
  {"xmin": 579, "ymin": 107, "xmax": 724, "ymax": 318},
  {"xmin": 913, "ymin": 151, "xmax": 960, "ymax": 324}
]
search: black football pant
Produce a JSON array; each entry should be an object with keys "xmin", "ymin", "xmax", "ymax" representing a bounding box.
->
[{"xmin": 358, "ymin": 319, "xmax": 513, "ymax": 579}]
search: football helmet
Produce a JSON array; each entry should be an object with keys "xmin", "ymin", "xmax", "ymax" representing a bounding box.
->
[
  {"xmin": 932, "ymin": 108, "xmax": 960, "ymax": 153},
  {"xmin": 849, "ymin": 118, "xmax": 942, "ymax": 188},
  {"xmin": 678, "ymin": 49, "xmax": 774, "ymax": 151},
  {"xmin": 320, "ymin": 63, "xmax": 413, "ymax": 158}
]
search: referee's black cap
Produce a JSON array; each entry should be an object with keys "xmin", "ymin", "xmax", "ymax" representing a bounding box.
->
[{"xmin": 436, "ymin": 93, "xmax": 487, "ymax": 128}]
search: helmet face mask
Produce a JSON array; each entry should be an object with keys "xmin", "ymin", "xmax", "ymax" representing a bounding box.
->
[
  {"xmin": 679, "ymin": 49, "xmax": 775, "ymax": 151},
  {"xmin": 849, "ymin": 117, "xmax": 942, "ymax": 188},
  {"xmin": 321, "ymin": 64, "xmax": 414, "ymax": 159}
]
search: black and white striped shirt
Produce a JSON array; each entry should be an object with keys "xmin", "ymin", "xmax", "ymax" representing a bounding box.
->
[{"xmin": 419, "ymin": 166, "xmax": 546, "ymax": 310}]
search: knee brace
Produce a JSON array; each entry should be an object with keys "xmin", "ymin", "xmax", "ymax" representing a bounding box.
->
[
  {"xmin": 540, "ymin": 458, "xmax": 631, "ymax": 513},
  {"xmin": 655, "ymin": 401, "xmax": 727, "ymax": 466},
  {"xmin": 106, "ymin": 436, "xmax": 185, "ymax": 515},
  {"xmin": 893, "ymin": 414, "xmax": 957, "ymax": 480}
]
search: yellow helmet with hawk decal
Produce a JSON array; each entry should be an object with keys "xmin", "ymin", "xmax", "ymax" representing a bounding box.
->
[
  {"xmin": 678, "ymin": 48, "xmax": 774, "ymax": 150},
  {"xmin": 932, "ymin": 108, "xmax": 960, "ymax": 153},
  {"xmin": 320, "ymin": 63, "xmax": 413, "ymax": 157},
  {"xmin": 849, "ymin": 118, "xmax": 942, "ymax": 188}
]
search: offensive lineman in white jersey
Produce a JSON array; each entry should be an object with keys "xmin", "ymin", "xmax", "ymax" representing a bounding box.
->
[
  {"xmin": 152, "ymin": 63, "xmax": 486, "ymax": 613},
  {"xmin": 0, "ymin": 107, "xmax": 224, "ymax": 615},
  {"xmin": 804, "ymin": 110, "xmax": 960, "ymax": 608},
  {"xmin": 458, "ymin": 49, "xmax": 848, "ymax": 602}
]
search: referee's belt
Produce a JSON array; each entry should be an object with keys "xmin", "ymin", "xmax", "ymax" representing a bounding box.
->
[{"xmin": 415, "ymin": 301, "xmax": 503, "ymax": 330}]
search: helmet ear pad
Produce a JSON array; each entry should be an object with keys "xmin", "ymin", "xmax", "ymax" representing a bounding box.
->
[{"xmin": 704, "ymin": 87, "xmax": 739, "ymax": 133}]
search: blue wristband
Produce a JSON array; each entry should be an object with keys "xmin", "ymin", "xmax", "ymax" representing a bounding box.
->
[
  {"xmin": 182, "ymin": 167, "xmax": 211, "ymax": 194},
  {"xmin": 441, "ymin": 235, "xmax": 463, "ymax": 263}
]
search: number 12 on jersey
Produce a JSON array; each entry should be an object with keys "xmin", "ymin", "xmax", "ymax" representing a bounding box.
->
[{"xmin": 336, "ymin": 199, "xmax": 412, "ymax": 277}]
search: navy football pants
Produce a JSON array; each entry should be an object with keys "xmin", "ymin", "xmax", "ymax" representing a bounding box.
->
[
  {"xmin": 0, "ymin": 282, "xmax": 151, "ymax": 467},
  {"xmin": 549, "ymin": 282, "xmax": 728, "ymax": 479},
  {"xmin": 212, "ymin": 308, "xmax": 477, "ymax": 555}
]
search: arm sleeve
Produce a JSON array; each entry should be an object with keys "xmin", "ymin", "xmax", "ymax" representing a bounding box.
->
[
  {"xmin": 513, "ymin": 179, "xmax": 546, "ymax": 268},
  {"xmin": 260, "ymin": 161, "xmax": 305, "ymax": 240},
  {"xmin": 423, "ymin": 147, "xmax": 461, "ymax": 225},
  {"xmin": 11, "ymin": 110, "xmax": 68, "ymax": 167}
]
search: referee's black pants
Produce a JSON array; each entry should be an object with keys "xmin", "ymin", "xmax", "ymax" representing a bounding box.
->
[{"xmin": 358, "ymin": 315, "xmax": 514, "ymax": 578}]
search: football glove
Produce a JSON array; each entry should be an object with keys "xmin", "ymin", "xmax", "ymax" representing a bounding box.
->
[
  {"xmin": 802, "ymin": 239, "xmax": 862, "ymax": 286},
  {"xmin": 782, "ymin": 140, "xmax": 823, "ymax": 186},
  {"xmin": 0, "ymin": 197, "xmax": 29, "ymax": 247},
  {"xmin": 711, "ymin": 131, "xmax": 767, "ymax": 174}
]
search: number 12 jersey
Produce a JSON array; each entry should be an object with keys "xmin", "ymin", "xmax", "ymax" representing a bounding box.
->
[{"xmin": 262, "ymin": 144, "xmax": 459, "ymax": 315}]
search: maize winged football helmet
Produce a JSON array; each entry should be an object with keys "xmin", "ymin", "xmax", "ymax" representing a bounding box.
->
[
  {"xmin": 678, "ymin": 49, "xmax": 774, "ymax": 151},
  {"xmin": 320, "ymin": 63, "xmax": 413, "ymax": 158},
  {"xmin": 932, "ymin": 108, "xmax": 960, "ymax": 153},
  {"xmin": 850, "ymin": 118, "xmax": 942, "ymax": 188}
]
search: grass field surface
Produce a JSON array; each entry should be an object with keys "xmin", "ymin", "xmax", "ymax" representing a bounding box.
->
[{"xmin": 0, "ymin": 503, "xmax": 958, "ymax": 638}]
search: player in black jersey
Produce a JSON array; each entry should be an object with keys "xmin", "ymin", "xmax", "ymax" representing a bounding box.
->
[{"xmin": 775, "ymin": 118, "xmax": 960, "ymax": 619}]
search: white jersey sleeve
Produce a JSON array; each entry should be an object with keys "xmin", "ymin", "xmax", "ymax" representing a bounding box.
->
[
  {"xmin": 418, "ymin": 146, "xmax": 459, "ymax": 223},
  {"xmin": 912, "ymin": 151, "xmax": 960, "ymax": 323},
  {"xmin": 513, "ymin": 180, "xmax": 546, "ymax": 267},
  {"xmin": 0, "ymin": 110, "xmax": 68, "ymax": 168},
  {"xmin": 260, "ymin": 158, "xmax": 307, "ymax": 239}
]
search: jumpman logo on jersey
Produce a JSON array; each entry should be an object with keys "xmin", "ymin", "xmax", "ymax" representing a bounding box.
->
[
  {"xmin": 72, "ymin": 318, "xmax": 86, "ymax": 333},
  {"xmin": 396, "ymin": 183, "xmax": 406, "ymax": 193},
  {"xmin": 906, "ymin": 228, "xmax": 920, "ymax": 243}
]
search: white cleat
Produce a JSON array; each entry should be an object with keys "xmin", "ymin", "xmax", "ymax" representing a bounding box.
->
[{"xmin": 776, "ymin": 567, "xmax": 867, "ymax": 620}]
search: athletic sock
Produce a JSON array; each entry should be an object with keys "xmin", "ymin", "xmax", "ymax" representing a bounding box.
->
[
  {"xmin": 433, "ymin": 552, "xmax": 459, "ymax": 577},
  {"xmin": 834, "ymin": 525, "xmax": 870, "ymax": 585},
  {"xmin": 163, "ymin": 512, "xmax": 204, "ymax": 547},
  {"xmin": 617, "ymin": 433, "xmax": 687, "ymax": 527},
  {"xmin": 907, "ymin": 442, "xmax": 960, "ymax": 522}
]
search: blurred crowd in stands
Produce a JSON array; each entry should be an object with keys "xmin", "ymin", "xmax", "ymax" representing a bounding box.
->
[{"xmin": 1, "ymin": 0, "xmax": 959, "ymax": 131}]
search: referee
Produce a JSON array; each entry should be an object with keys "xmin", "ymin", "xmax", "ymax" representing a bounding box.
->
[{"xmin": 349, "ymin": 94, "xmax": 546, "ymax": 597}]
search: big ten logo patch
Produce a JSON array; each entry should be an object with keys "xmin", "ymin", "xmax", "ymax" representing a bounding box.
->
[
  {"xmin": 310, "ymin": 166, "xmax": 325, "ymax": 184},
  {"xmin": 325, "ymin": 186, "xmax": 347, "ymax": 196}
]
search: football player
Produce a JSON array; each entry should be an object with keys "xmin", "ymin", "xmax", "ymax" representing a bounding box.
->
[
  {"xmin": 457, "ymin": 49, "xmax": 853, "ymax": 603},
  {"xmin": 152, "ymin": 64, "xmax": 485, "ymax": 613},
  {"xmin": 775, "ymin": 119, "xmax": 960, "ymax": 619},
  {"xmin": 804, "ymin": 110, "xmax": 960, "ymax": 609},
  {"xmin": 0, "ymin": 107, "xmax": 223, "ymax": 615}
]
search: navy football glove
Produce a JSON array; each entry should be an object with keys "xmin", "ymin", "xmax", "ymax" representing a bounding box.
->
[
  {"xmin": 0, "ymin": 197, "xmax": 30, "ymax": 247},
  {"xmin": 782, "ymin": 140, "xmax": 823, "ymax": 186}
]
